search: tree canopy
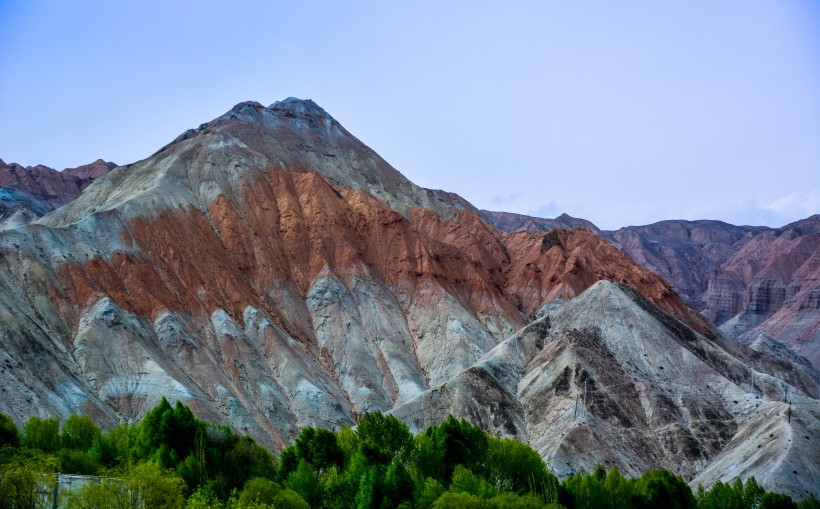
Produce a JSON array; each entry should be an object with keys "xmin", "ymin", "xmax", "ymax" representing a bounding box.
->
[{"xmin": 0, "ymin": 405, "xmax": 815, "ymax": 509}]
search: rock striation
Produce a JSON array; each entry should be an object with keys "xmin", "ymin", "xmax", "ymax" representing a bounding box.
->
[
  {"xmin": 0, "ymin": 158, "xmax": 115, "ymax": 227},
  {"xmin": 391, "ymin": 281, "xmax": 820, "ymax": 499},
  {"xmin": 0, "ymin": 99, "xmax": 817, "ymax": 499},
  {"xmin": 485, "ymin": 211, "xmax": 820, "ymax": 369},
  {"xmin": 0, "ymin": 99, "xmax": 699, "ymax": 445}
]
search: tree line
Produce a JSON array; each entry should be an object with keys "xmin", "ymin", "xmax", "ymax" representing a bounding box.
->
[{"xmin": 0, "ymin": 400, "xmax": 816, "ymax": 508}]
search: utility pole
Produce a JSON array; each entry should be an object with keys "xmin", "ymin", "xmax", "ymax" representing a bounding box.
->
[
  {"xmin": 574, "ymin": 393, "xmax": 579, "ymax": 419},
  {"xmin": 785, "ymin": 385, "xmax": 788, "ymax": 403},
  {"xmin": 52, "ymin": 474, "xmax": 59, "ymax": 509}
]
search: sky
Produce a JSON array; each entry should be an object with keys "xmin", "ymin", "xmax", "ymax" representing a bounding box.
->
[{"xmin": 1, "ymin": 1, "xmax": 818, "ymax": 230}]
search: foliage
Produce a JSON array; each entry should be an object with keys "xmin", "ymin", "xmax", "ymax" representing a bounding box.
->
[
  {"xmin": 416, "ymin": 477, "xmax": 446, "ymax": 509},
  {"xmin": 356, "ymin": 411, "xmax": 414, "ymax": 464},
  {"xmin": 3, "ymin": 405, "xmax": 816, "ymax": 509},
  {"xmin": 138, "ymin": 397, "xmax": 204, "ymax": 469},
  {"xmin": 759, "ymin": 492, "xmax": 798, "ymax": 509},
  {"xmin": 22, "ymin": 416, "xmax": 60, "ymax": 454},
  {"xmin": 695, "ymin": 477, "xmax": 765, "ymax": 509},
  {"xmin": 0, "ymin": 414, "xmax": 20, "ymax": 450},
  {"xmin": 238, "ymin": 477, "xmax": 280, "ymax": 506},
  {"xmin": 634, "ymin": 468, "xmax": 696, "ymax": 509},
  {"xmin": 798, "ymin": 499, "xmax": 820, "ymax": 509},
  {"xmin": 487, "ymin": 436, "xmax": 558, "ymax": 500},
  {"xmin": 0, "ymin": 455, "xmax": 58, "ymax": 509},
  {"xmin": 292, "ymin": 426, "xmax": 345, "ymax": 475},
  {"xmin": 62, "ymin": 462, "xmax": 186, "ymax": 508},
  {"xmin": 425, "ymin": 415, "xmax": 488, "ymax": 483},
  {"xmin": 60, "ymin": 415, "xmax": 100, "ymax": 451},
  {"xmin": 451, "ymin": 465, "xmax": 496, "ymax": 499},
  {"xmin": 285, "ymin": 459, "xmax": 322, "ymax": 508}
]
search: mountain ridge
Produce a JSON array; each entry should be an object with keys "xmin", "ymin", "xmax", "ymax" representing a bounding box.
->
[
  {"xmin": 0, "ymin": 98, "xmax": 817, "ymax": 500},
  {"xmin": 484, "ymin": 210, "xmax": 820, "ymax": 369}
]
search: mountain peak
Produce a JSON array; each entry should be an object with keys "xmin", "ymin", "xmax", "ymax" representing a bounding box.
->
[{"xmin": 270, "ymin": 97, "xmax": 332, "ymax": 119}]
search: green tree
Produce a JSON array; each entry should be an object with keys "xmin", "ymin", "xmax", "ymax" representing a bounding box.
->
[
  {"xmin": 293, "ymin": 426, "xmax": 344, "ymax": 475},
  {"xmin": 451, "ymin": 465, "xmax": 496, "ymax": 499},
  {"xmin": 604, "ymin": 467, "xmax": 634, "ymax": 509},
  {"xmin": 185, "ymin": 487, "xmax": 223, "ymax": 509},
  {"xmin": 60, "ymin": 414, "xmax": 101, "ymax": 451},
  {"xmin": 353, "ymin": 465, "xmax": 382, "ymax": 509},
  {"xmin": 321, "ymin": 465, "xmax": 357, "ymax": 509},
  {"xmin": 125, "ymin": 462, "xmax": 186, "ymax": 508},
  {"xmin": 0, "ymin": 414, "xmax": 20, "ymax": 450},
  {"xmin": 743, "ymin": 477, "xmax": 765, "ymax": 508},
  {"xmin": 278, "ymin": 446, "xmax": 299, "ymax": 480},
  {"xmin": 633, "ymin": 468, "xmax": 695, "ymax": 509},
  {"xmin": 65, "ymin": 462, "xmax": 186, "ymax": 509},
  {"xmin": 356, "ymin": 411, "xmax": 414, "ymax": 464},
  {"xmin": 57, "ymin": 449, "xmax": 100, "ymax": 475},
  {"xmin": 415, "ymin": 477, "xmax": 446, "ymax": 509},
  {"xmin": 433, "ymin": 491, "xmax": 488, "ymax": 509},
  {"xmin": 335, "ymin": 425, "xmax": 360, "ymax": 465},
  {"xmin": 563, "ymin": 470, "xmax": 609, "ymax": 509},
  {"xmin": 285, "ymin": 459, "xmax": 322, "ymax": 508},
  {"xmin": 760, "ymin": 492, "xmax": 797, "ymax": 509},
  {"xmin": 488, "ymin": 492, "xmax": 550, "ymax": 508},
  {"xmin": 425, "ymin": 415, "xmax": 488, "ymax": 484},
  {"xmin": 487, "ymin": 436, "xmax": 555, "ymax": 497},
  {"xmin": 22, "ymin": 416, "xmax": 60, "ymax": 454},
  {"xmin": 238, "ymin": 477, "xmax": 280, "ymax": 506},
  {"xmin": 382, "ymin": 460, "xmax": 414, "ymax": 507},
  {"xmin": 222, "ymin": 435, "xmax": 277, "ymax": 494},
  {"xmin": 0, "ymin": 457, "xmax": 58, "ymax": 509},
  {"xmin": 273, "ymin": 488, "xmax": 311, "ymax": 509},
  {"xmin": 414, "ymin": 432, "xmax": 445, "ymax": 482},
  {"xmin": 91, "ymin": 421, "xmax": 139, "ymax": 468},
  {"xmin": 138, "ymin": 398, "xmax": 203, "ymax": 468}
]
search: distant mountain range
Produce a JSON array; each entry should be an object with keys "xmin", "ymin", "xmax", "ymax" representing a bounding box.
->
[
  {"xmin": 0, "ymin": 99, "xmax": 817, "ymax": 499},
  {"xmin": 482, "ymin": 211, "xmax": 820, "ymax": 368},
  {"xmin": 0, "ymin": 158, "xmax": 115, "ymax": 228}
]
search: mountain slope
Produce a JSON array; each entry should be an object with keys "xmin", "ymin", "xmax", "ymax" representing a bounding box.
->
[
  {"xmin": 0, "ymin": 159, "xmax": 116, "ymax": 219},
  {"xmin": 484, "ymin": 211, "xmax": 820, "ymax": 368},
  {"xmin": 0, "ymin": 99, "xmax": 699, "ymax": 447},
  {"xmin": 390, "ymin": 281, "xmax": 820, "ymax": 498},
  {"xmin": 1, "ymin": 99, "xmax": 816, "ymax": 500}
]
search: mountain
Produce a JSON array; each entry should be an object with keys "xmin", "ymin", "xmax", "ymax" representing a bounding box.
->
[
  {"xmin": 392, "ymin": 280, "xmax": 820, "ymax": 498},
  {"xmin": 0, "ymin": 98, "xmax": 817, "ymax": 499},
  {"xmin": 484, "ymin": 212, "xmax": 820, "ymax": 369},
  {"xmin": 0, "ymin": 158, "xmax": 115, "ymax": 227},
  {"xmin": 0, "ymin": 98, "xmax": 696, "ymax": 440},
  {"xmin": 480, "ymin": 211, "xmax": 604, "ymax": 236}
]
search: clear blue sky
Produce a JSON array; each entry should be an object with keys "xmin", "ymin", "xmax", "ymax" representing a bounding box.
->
[{"xmin": 1, "ymin": 1, "xmax": 818, "ymax": 229}]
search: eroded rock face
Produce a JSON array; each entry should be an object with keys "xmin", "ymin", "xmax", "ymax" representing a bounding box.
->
[
  {"xmin": 391, "ymin": 281, "xmax": 820, "ymax": 499},
  {"xmin": 1, "ymin": 99, "xmax": 816, "ymax": 500},
  {"xmin": 481, "ymin": 210, "xmax": 604, "ymax": 236},
  {"xmin": 485, "ymin": 211, "xmax": 820, "ymax": 368},
  {"xmin": 0, "ymin": 159, "xmax": 112, "ymax": 200},
  {"xmin": 0, "ymin": 100, "xmax": 700, "ymax": 447}
]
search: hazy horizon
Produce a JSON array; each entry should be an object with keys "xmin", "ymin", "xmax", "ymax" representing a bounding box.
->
[{"xmin": 1, "ymin": 1, "xmax": 818, "ymax": 230}]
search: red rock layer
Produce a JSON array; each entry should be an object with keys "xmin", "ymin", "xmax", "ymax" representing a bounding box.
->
[
  {"xmin": 52, "ymin": 165, "xmax": 713, "ymax": 347},
  {"xmin": 0, "ymin": 159, "xmax": 114, "ymax": 207},
  {"xmin": 502, "ymin": 228, "xmax": 715, "ymax": 336}
]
